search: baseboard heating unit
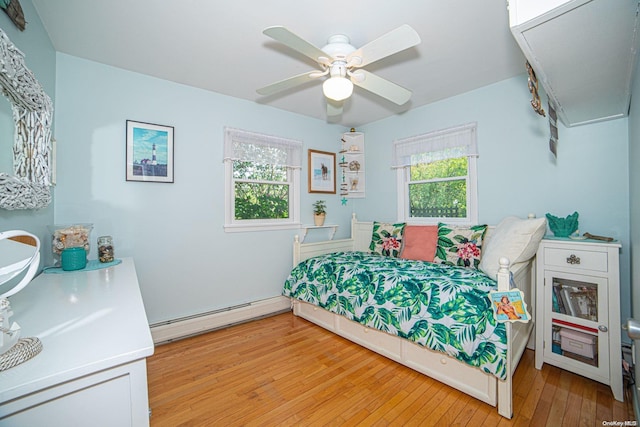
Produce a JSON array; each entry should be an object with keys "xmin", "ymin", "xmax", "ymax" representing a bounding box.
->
[{"xmin": 150, "ymin": 296, "xmax": 291, "ymax": 344}]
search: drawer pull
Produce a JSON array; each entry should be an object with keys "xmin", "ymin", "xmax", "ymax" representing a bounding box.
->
[
  {"xmin": 599, "ymin": 325, "xmax": 608, "ymax": 332},
  {"xmin": 440, "ymin": 358, "xmax": 447, "ymax": 365},
  {"xmin": 566, "ymin": 254, "xmax": 581, "ymax": 265}
]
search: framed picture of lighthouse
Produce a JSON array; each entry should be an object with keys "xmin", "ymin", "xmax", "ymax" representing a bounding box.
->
[{"xmin": 126, "ymin": 120, "xmax": 174, "ymax": 183}]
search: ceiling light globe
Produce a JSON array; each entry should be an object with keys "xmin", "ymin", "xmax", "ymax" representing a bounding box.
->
[{"xmin": 323, "ymin": 77, "xmax": 353, "ymax": 101}]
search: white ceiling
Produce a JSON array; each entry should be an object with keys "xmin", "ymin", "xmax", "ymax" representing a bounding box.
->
[{"xmin": 31, "ymin": 0, "xmax": 527, "ymax": 127}]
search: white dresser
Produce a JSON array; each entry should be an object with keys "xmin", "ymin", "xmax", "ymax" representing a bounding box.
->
[{"xmin": 0, "ymin": 258, "xmax": 154, "ymax": 426}]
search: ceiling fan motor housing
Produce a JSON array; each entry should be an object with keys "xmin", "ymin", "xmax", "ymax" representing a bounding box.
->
[{"xmin": 322, "ymin": 35, "xmax": 356, "ymax": 60}]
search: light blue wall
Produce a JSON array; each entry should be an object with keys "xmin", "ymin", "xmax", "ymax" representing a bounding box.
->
[
  {"xmin": 360, "ymin": 74, "xmax": 632, "ymax": 335},
  {"xmin": 53, "ymin": 53, "xmax": 351, "ymax": 323},
  {"xmin": 0, "ymin": 0, "xmax": 55, "ymax": 259},
  {"xmin": 49, "ymin": 31, "xmax": 632, "ymax": 331}
]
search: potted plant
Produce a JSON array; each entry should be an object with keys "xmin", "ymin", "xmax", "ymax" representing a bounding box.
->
[{"xmin": 313, "ymin": 200, "xmax": 326, "ymax": 226}]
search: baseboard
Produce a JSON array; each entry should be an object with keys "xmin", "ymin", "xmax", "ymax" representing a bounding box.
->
[{"xmin": 150, "ymin": 296, "xmax": 291, "ymax": 344}]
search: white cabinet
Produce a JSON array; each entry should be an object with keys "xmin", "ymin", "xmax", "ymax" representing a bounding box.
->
[
  {"xmin": 339, "ymin": 131, "xmax": 365, "ymax": 198},
  {"xmin": 535, "ymin": 238, "xmax": 623, "ymax": 401},
  {"xmin": 0, "ymin": 258, "xmax": 154, "ymax": 426},
  {"xmin": 508, "ymin": 0, "xmax": 640, "ymax": 127}
]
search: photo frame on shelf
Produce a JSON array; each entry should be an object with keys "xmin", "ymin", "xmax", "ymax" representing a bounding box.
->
[
  {"xmin": 126, "ymin": 120, "xmax": 174, "ymax": 183},
  {"xmin": 308, "ymin": 149, "xmax": 336, "ymax": 194}
]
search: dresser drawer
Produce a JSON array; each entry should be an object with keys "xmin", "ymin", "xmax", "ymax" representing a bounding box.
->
[{"xmin": 544, "ymin": 247, "xmax": 608, "ymax": 272}]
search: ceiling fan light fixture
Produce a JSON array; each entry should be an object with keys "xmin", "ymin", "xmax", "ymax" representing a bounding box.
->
[{"xmin": 323, "ymin": 76, "xmax": 353, "ymax": 101}]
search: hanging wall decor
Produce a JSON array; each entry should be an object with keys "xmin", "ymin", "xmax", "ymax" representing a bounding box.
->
[
  {"xmin": 0, "ymin": 28, "xmax": 53, "ymax": 210},
  {"xmin": 339, "ymin": 130, "xmax": 365, "ymax": 199},
  {"xmin": 308, "ymin": 149, "xmax": 336, "ymax": 194},
  {"xmin": 526, "ymin": 61, "xmax": 545, "ymax": 117},
  {"xmin": 0, "ymin": 0, "xmax": 25, "ymax": 31},
  {"xmin": 126, "ymin": 120, "xmax": 175, "ymax": 183},
  {"xmin": 548, "ymin": 101, "xmax": 558, "ymax": 157}
]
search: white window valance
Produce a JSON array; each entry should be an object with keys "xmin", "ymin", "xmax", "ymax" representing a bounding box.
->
[
  {"xmin": 391, "ymin": 122, "xmax": 478, "ymax": 169},
  {"xmin": 223, "ymin": 127, "xmax": 302, "ymax": 169}
]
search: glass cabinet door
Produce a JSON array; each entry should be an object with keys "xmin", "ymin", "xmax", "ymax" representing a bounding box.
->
[{"xmin": 543, "ymin": 270, "xmax": 609, "ymax": 379}]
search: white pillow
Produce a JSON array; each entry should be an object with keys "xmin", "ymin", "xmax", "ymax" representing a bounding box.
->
[{"xmin": 480, "ymin": 216, "xmax": 547, "ymax": 279}]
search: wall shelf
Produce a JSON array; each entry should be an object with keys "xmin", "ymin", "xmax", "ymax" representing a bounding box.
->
[
  {"xmin": 340, "ymin": 132, "xmax": 365, "ymax": 198},
  {"xmin": 300, "ymin": 225, "xmax": 338, "ymax": 243}
]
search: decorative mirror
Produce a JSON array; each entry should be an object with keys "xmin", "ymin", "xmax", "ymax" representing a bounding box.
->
[
  {"xmin": 0, "ymin": 27, "xmax": 53, "ymax": 210},
  {"xmin": 0, "ymin": 230, "xmax": 43, "ymax": 370}
]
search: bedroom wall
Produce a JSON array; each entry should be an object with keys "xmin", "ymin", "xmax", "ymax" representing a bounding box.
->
[
  {"xmin": 53, "ymin": 53, "xmax": 351, "ymax": 324},
  {"xmin": 0, "ymin": 0, "xmax": 56, "ymax": 249},
  {"xmin": 359, "ymin": 74, "xmax": 632, "ymax": 340},
  {"xmin": 45, "ymin": 27, "xmax": 633, "ymax": 333}
]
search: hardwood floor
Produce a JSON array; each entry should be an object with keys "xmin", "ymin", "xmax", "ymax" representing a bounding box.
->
[{"xmin": 147, "ymin": 312, "xmax": 635, "ymax": 426}]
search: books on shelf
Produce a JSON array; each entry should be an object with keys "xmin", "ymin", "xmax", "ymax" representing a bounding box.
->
[{"xmin": 552, "ymin": 282, "xmax": 597, "ymax": 321}]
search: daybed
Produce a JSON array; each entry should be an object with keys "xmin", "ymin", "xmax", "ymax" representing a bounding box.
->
[{"xmin": 283, "ymin": 214, "xmax": 545, "ymax": 419}]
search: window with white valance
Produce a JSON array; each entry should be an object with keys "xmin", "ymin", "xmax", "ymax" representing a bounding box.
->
[
  {"xmin": 394, "ymin": 123, "xmax": 478, "ymax": 224},
  {"xmin": 224, "ymin": 127, "xmax": 302, "ymax": 232}
]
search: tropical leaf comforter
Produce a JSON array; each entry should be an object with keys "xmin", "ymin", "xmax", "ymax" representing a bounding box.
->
[{"xmin": 283, "ymin": 251, "xmax": 508, "ymax": 380}]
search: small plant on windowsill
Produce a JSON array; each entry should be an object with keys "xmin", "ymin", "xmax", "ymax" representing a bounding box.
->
[{"xmin": 313, "ymin": 200, "xmax": 326, "ymax": 226}]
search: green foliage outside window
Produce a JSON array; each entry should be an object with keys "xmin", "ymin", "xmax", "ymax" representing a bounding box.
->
[
  {"xmin": 233, "ymin": 160, "xmax": 290, "ymax": 220},
  {"xmin": 409, "ymin": 156, "xmax": 467, "ymax": 218}
]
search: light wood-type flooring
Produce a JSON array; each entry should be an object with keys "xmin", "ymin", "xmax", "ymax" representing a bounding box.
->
[{"xmin": 147, "ymin": 312, "xmax": 635, "ymax": 426}]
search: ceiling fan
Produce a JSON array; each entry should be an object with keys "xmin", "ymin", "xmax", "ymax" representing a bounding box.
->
[{"xmin": 256, "ymin": 25, "xmax": 421, "ymax": 116}]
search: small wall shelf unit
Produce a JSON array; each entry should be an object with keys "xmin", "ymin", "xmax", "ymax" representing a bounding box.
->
[
  {"xmin": 339, "ymin": 131, "xmax": 365, "ymax": 198},
  {"xmin": 534, "ymin": 237, "xmax": 623, "ymax": 401},
  {"xmin": 299, "ymin": 224, "xmax": 338, "ymax": 243}
]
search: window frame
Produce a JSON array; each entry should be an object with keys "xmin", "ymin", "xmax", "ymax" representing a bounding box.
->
[
  {"xmin": 394, "ymin": 123, "xmax": 478, "ymax": 225},
  {"xmin": 224, "ymin": 127, "xmax": 301, "ymax": 232}
]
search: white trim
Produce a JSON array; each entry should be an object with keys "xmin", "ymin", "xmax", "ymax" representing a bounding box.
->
[
  {"xmin": 395, "ymin": 123, "xmax": 478, "ymax": 224},
  {"xmin": 223, "ymin": 128, "xmax": 302, "ymax": 232},
  {"xmin": 150, "ymin": 296, "xmax": 291, "ymax": 344}
]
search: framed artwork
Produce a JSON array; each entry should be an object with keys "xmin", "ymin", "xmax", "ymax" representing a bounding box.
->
[
  {"xmin": 308, "ymin": 149, "xmax": 336, "ymax": 194},
  {"xmin": 126, "ymin": 120, "xmax": 174, "ymax": 183},
  {"xmin": 489, "ymin": 289, "xmax": 531, "ymax": 323}
]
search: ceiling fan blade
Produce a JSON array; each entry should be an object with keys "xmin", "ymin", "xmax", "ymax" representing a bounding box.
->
[
  {"xmin": 347, "ymin": 24, "xmax": 421, "ymax": 68},
  {"xmin": 256, "ymin": 71, "xmax": 322, "ymax": 96},
  {"xmin": 263, "ymin": 26, "xmax": 330, "ymax": 65},
  {"xmin": 350, "ymin": 70, "xmax": 412, "ymax": 105},
  {"xmin": 326, "ymin": 100, "xmax": 343, "ymax": 116}
]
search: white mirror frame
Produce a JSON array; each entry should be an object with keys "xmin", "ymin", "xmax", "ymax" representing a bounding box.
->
[
  {"xmin": 0, "ymin": 28, "xmax": 53, "ymax": 210},
  {"xmin": 0, "ymin": 230, "xmax": 40, "ymax": 299}
]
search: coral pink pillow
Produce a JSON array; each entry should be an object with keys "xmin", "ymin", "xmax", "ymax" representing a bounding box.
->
[{"xmin": 400, "ymin": 225, "xmax": 438, "ymax": 262}]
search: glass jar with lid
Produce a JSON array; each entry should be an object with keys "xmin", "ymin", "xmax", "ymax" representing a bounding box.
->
[{"xmin": 97, "ymin": 235, "xmax": 114, "ymax": 263}]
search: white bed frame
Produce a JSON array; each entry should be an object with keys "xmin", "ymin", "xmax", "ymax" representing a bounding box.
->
[{"xmin": 291, "ymin": 214, "xmax": 535, "ymax": 419}]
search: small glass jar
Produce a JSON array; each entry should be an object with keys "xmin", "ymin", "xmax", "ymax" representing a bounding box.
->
[{"xmin": 97, "ymin": 235, "xmax": 114, "ymax": 263}]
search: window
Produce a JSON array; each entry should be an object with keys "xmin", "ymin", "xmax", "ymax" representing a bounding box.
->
[
  {"xmin": 224, "ymin": 127, "xmax": 302, "ymax": 232},
  {"xmin": 393, "ymin": 123, "xmax": 478, "ymax": 224}
]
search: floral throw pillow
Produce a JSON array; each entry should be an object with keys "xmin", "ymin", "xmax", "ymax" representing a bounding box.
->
[
  {"xmin": 434, "ymin": 223, "xmax": 488, "ymax": 269},
  {"xmin": 369, "ymin": 221, "xmax": 406, "ymax": 257}
]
